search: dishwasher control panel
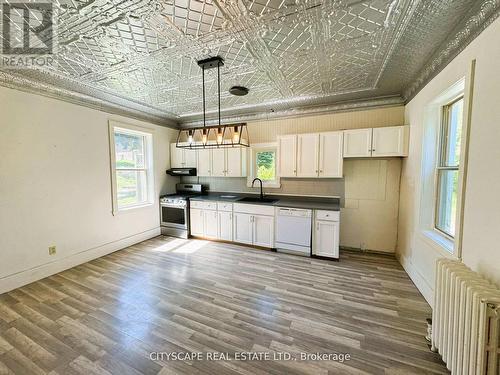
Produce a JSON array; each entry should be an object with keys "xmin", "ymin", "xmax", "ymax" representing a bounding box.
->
[{"xmin": 277, "ymin": 208, "xmax": 312, "ymax": 217}]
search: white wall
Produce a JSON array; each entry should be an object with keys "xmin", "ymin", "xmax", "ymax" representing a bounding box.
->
[
  {"xmin": 0, "ymin": 86, "xmax": 178, "ymax": 293},
  {"xmin": 398, "ymin": 17, "xmax": 500, "ymax": 305}
]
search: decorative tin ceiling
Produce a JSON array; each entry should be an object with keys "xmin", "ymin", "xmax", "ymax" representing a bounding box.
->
[{"xmin": 0, "ymin": 0, "xmax": 499, "ymax": 126}]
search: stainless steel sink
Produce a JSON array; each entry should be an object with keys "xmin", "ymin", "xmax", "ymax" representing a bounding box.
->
[{"xmin": 237, "ymin": 197, "xmax": 278, "ymax": 204}]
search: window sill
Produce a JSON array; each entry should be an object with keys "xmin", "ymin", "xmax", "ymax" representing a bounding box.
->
[
  {"xmin": 420, "ymin": 229, "xmax": 457, "ymax": 258},
  {"xmin": 246, "ymin": 181, "xmax": 281, "ymax": 189},
  {"xmin": 113, "ymin": 202, "xmax": 154, "ymax": 216}
]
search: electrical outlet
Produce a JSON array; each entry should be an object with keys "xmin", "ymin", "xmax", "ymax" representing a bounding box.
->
[{"xmin": 48, "ymin": 246, "xmax": 56, "ymax": 256}]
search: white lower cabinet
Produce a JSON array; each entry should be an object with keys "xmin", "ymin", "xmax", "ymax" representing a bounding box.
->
[
  {"xmin": 218, "ymin": 211, "xmax": 233, "ymax": 241},
  {"xmin": 233, "ymin": 204, "xmax": 275, "ymax": 248},
  {"xmin": 253, "ymin": 215, "xmax": 274, "ymax": 248},
  {"xmin": 203, "ymin": 210, "xmax": 218, "ymax": 239},
  {"xmin": 190, "ymin": 208, "xmax": 204, "ymax": 237},
  {"xmin": 312, "ymin": 210, "xmax": 340, "ymax": 259},
  {"xmin": 233, "ymin": 213, "xmax": 253, "ymax": 245},
  {"xmin": 191, "ymin": 201, "xmax": 339, "ymax": 257}
]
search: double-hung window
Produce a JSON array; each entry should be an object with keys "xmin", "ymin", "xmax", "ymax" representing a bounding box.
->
[
  {"xmin": 435, "ymin": 97, "xmax": 464, "ymax": 238},
  {"xmin": 247, "ymin": 143, "xmax": 280, "ymax": 188},
  {"xmin": 109, "ymin": 121, "xmax": 154, "ymax": 213}
]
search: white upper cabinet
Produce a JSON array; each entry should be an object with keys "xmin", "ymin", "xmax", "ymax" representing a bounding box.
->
[
  {"xmin": 211, "ymin": 148, "xmax": 226, "ymax": 176},
  {"xmin": 278, "ymin": 135, "xmax": 297, "ymax": 177},
  {"xmin": 225, "ymin": 147, "xmax": 246, "ymax": 177},
  {"xmin": 184, "ymin": 149, "xmax": 197, "ymax": 168},
  {"xmin": 343, "ymin": 128, "xmax": 373, "ymax": 158},
  {"xmin": 195, "ymin": 147, "xmax": 247, "ymax": 177},
  {"xmin": 197, "ymin": 148, "xmax": 212, "ymax": 176},
  {"xmin": 170, "ymin": 143, "xmax": 184, "ymax": 168},
  {"xmin": 170, "ymin": 143, "xmax": 197, "ymax": 168},
  {"xmin": 210, "ymin": 147, "xmax": 247, "ymax": 177},
  {"xmin": 371, "ymin": 125, "xmax": 409, "ymax": 157},
  {"xmin": 343, "ymin": 126, "xmax": 409, "ymax": 158},
  {"xmin": 278, "ymin": 132, "xmax": 343, "ymax": 178},
  {"xmin": 319, "ymin": 131, "xmax": 343, "ymax": 178},
  {"xmin": 297, "ymin": 133, "xmax": 319, "ymax": 177}
]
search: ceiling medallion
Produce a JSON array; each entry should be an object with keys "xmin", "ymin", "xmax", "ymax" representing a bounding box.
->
[{"xmin": 176, "ymin": 56, "xmax": 250, "ymax": 149}]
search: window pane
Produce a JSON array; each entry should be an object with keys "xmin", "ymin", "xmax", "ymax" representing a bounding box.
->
[
  {"xmin": 114, "ymin": 132, "xmax": 145, "ymax": 169},
  {"xmin": 436, "ymin": 169, "xmax": 459, "ymax": 237},
  {"xmin": 116, "ymin": 170, "xmax": 148, "ymax": 208},
  {"xmin": 441, "ymin": 98, "xmax": 463, "ymax": 167},
  {"xmin": 256, "ymin": 151, "xmax": 275, "ymax": 181}
]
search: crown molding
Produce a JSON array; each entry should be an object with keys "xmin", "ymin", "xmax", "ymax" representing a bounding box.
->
[
  {"xmin": 179, "ymin": 96, "xmax": 405, "ymax": 128},
  {"xmin": 0, "ymin": 70, "xmax": 179, "ymax": 128},
  {"xmin": 403, "ymin": 0, "xmax": 500, "ymax": 102}
]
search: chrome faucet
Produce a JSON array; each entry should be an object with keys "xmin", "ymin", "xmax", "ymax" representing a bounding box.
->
[{"xmin": 252, "ymin": 178, "xmax": 264, "ymax": 200}]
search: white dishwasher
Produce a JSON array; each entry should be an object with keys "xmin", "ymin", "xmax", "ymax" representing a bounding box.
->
[{"xmin": 275, "ymin": 207, "xmax": 312, "ymax": 256}]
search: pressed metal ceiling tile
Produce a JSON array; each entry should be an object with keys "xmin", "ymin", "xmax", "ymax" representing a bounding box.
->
[{"xmin": 0, "ymin": 0, "xmax": 497, "ymax": 124}]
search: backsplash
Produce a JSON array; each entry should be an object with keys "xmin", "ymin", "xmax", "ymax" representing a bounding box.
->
[{"xmin": 181, "ymin": 175, "xmax": 345, "ymax": 200}]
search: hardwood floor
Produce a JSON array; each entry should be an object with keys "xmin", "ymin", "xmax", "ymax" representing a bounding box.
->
[{"xmin": 0, "ymin": 236, "xmax": 449, "ymax": 374}]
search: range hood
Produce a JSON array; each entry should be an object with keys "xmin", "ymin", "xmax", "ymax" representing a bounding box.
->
[{"xmin": 166, "ymin": 168, "xmax": 197, "ymax": 176}]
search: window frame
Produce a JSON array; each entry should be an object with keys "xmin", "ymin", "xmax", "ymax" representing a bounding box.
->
[
  {"xmin": 418, "ymin": 76, "xmax": 469, "ymax": 259},
  {"xmin": 434, "ymin": 95, "xmax": 464, "ymax": 239},
  {"xmin": 247, "ymin": 142, "xmax": 281, "ymax": 188},
  {"xmin": 109, "ymin": 120, "xmax": 155, "ymax": 215}
]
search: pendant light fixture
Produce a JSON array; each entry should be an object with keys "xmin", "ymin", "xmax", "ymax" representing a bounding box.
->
[{"xmin": 176, "ymin": 56, "xmax": 250, "ymax": 149}]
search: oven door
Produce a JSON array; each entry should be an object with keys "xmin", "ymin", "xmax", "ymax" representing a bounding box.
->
[{"xmin": 160, "ymin": 203, "xmax": 188, "ymax": 229}]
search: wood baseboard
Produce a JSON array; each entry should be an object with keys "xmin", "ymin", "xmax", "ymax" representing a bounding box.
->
[
  {"xmin": 396, "ymin": 252, "xmax": 434, "ymax": 307},
  {"xmin": 0, "ymin": 228, "xmax": 160, "ymax": 294}
]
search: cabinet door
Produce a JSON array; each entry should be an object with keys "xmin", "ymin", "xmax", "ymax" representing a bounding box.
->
[
  {"xmin": 278, "ymin": 135, "xmax": 297, "ymax": 177},
  {"xmin": 211, "ymin": 148, "xmax": 226, "ymax": 176},
  {"xmin": 218, "ymin": 211, "xmax": 233, "ymax": 241},
  {"xmin": 225, "ymin": 147, "xmax": 242, "ymax": 177},
  {"xmin": 253, "ymin": 215, "xmax": 274, "ymax": 248},
  {"xmin": 233, "ymin": 213, "xmax": 253, "ymax": 245},
  {"xmin": 319, "ymin": 132, "xmax": 343, "ymax": 178},
  {"xmin": 203, "ymin": 210, "xmax": 218, "ymax": 239},
  {"xmin": 372, "ymin": 126, "xmax": 408, "ymax": 157},
  {"xmin": 343, "ymin": 129, "xmax": 373, "ymax": 158},
  {"xmin": 297, "ymin": 133, "xmax": 319, "ymax": 177},
  {"xmin": 313, "ymin": 220, "xmax": 339, "ymax": 258},
  {"xmin": 197, "ymin": 148, "xmax": 212, "ymax": 176},
  {"xmin": 170, "ymin": 143, "xmax": 184, "ymax": 168},
  {"xmin": 184, "ymin": 149, "xmax": 197, "ymax": 168},
  {"xmin": 190, "ymin": 208, "xmax": 204, "ymax": 237}
]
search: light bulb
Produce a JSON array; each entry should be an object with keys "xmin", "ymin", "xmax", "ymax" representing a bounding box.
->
[
  {"xmin": 202, "ymin": 129, "xmax": 208, "ymax": 145},
  {"xmin": 187, "ymin": 130, "xmax": 194, "ymax": 144},
  {"xmin": 233, "ymin": 126, "xmax": 240, "ymax": 143},
  {"xmin": 217, "ymin": 128, "xmax": 223, "ymax": 144}
]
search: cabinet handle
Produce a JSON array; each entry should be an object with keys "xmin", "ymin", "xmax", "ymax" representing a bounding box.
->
[{"xmin": 320, "ymin": 170, "xmax": 323, "ymax": 173}]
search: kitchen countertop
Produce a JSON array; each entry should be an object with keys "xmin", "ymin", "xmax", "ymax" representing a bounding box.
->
[{"xmin": 190, "ymin": 192, "xmax": 340, "ymax": 211}]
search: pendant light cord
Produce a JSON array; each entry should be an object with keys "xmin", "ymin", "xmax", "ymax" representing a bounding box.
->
[
  {"xmin": 202, "ymin": 66, "xmax": 206, "ymax": 128},
  {"xmin": 218, "ymin": 61, "xmax": 221, "ymax": 127}
]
